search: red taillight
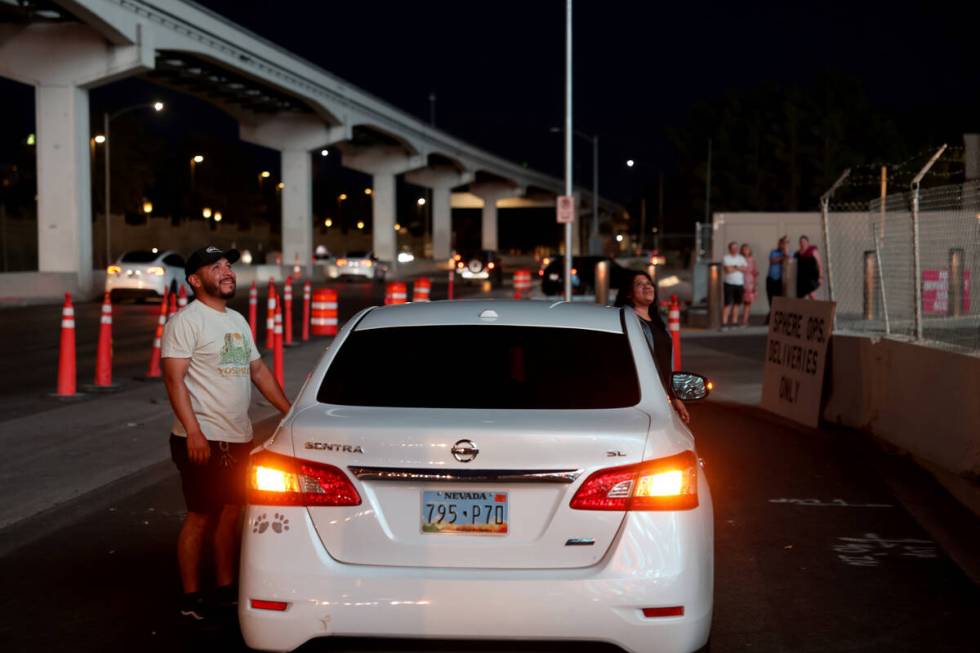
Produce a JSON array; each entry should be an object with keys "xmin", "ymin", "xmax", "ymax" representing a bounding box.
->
[
  {"xmin": 248, "ymin": 451, "xmax": 361, "ymax": 506},
  {"xmin": 643, "ymin": 606, "xmax": 684, "ymax": 618},
  {"xmin": 570, "ymin": 450, "xmax": 699, "ymax": 511},
  {"xmin": 251, "ymin": 599, "xmax": 289, "ymax": 611}
]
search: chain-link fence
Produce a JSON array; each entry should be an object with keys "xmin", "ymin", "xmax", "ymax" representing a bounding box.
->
[{"xmin": 827, "ymin": 181, "xmax": 980, "ymax": 353}]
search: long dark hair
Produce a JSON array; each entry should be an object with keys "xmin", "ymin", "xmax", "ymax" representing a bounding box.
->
[{"xmin": 614, "ymin": 271, "xmax": 667, "ymax": 329}]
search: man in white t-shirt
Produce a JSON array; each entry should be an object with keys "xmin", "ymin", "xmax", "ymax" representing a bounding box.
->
[
  {"xmin": 721, "ymin": 241, "xmax": 748, "ymax": 328},
  {"xmin": 161, "ymin": 245, "xmax": 291, "ymax": 626}
]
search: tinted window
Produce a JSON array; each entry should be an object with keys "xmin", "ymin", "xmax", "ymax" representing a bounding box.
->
[
  {"xmin": 318, "ymin": 325, "xmax": 639, "ymax": 409},
  {"xmin": 121, "ymin": 250, "xmax": 159, "ymax": 263},
  {"xmin": 163, "ymin": 254, "xmax": 185, "ymax": 266}
]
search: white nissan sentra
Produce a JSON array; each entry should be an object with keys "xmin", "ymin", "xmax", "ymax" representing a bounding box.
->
[{"xmin": 240, "ymin": 300, "xmax": 714, "ymax": 653}]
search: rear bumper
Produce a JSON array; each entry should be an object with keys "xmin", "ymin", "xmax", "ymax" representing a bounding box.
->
[
  {"xmin": 239, "ymin": 483, "xmax": 713, "ymax": 653},
  {"xmin": 105, "ymin": 277, "xmax": 166, "ymax": 297},
  {"xmin": 334, "ymin": 267, "xmax": 378, "ymax": 280}
]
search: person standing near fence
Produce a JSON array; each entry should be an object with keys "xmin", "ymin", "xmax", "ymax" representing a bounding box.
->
[
  {"xmin": 740, "ymin": 244, "xmax": 758, "ymax": 327},
  {"xmin": 766, "ymin": 236, "xmax": 788, "ymax": 322},
  {"xmin": 795, "ymin": 235, "xmax": 824, "ymax": 300},
  {"xmin": 722, "ymin": 241, "xmax": 748, "ymax": 328}
]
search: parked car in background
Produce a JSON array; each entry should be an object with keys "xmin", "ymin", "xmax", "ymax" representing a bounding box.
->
[
  {"xmin": 105, "ymin": 249, "xmax": 192, "ymax": 302},
  {"xmin": 331, "ymin": 251, "xmax": 388, "ymax": 282},
  {"xmin": 540, "ymin": 255, "xmax": 633, "ymax": 297},
  {"xmin": 454, "ymin": 249, "xmax": 503, "ymax": 286}
]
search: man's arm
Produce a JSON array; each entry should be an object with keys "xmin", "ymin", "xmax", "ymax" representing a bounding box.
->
[
  {"xmin": 250, "ymin": 358, "xmax": 292, "ymax": 415},
  {"xmin": 162, "ymin": 358, "xmax": 210, "ymax": 465},
  {"xmin": 813, "ymin": 249, "xmax": 825, "ymax": 283}
]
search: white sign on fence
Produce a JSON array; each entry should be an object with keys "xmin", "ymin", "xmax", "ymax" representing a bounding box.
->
[{"xmin": 761, "ymin": 297, "xmax": 836, "ymax": 428}]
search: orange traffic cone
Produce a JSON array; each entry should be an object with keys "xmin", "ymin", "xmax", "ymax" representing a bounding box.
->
[
  {"xmin": 177, "ymin": 284, "xmax": 188, "ymax": 309},
  {"xmin": 302, "ymin": 280, "xmax": 311, "ymax": 342},
  {"xmin": 143, "ymin": 289, "xmax": 169, "ymax": 380},
  {"xmin": 52, "ymin": 292, "xmax": 81, "ymax": 398},
  {"xmin": 248, "ymin": 281, "xmax": 258, "ymax": 342},
  {"xmin": 273, "ymin": 296, "xmax": 285, "ymax": 390},
  {"xmin": 265, "ymin": 279, "xmax": 276, "ymax": 350},
  {"xmin": 669, "ymin": 295, "xmax": 682, "ymax": 371},
  {"xmin": 283, "ymin": 275, "xmax": 296, "ymax": 347},
  {"xmin": 86, "ymin": 291, "xmax": 120, "ymax": 391}
]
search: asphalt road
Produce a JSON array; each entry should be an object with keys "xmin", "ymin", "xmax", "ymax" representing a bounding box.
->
[
  {"xmin": 1, "ymin": 399, "xmax": 976, "ymax": 652},
  {"xmin": 0, "ymin": 277, "xmax": 459, "ymax": 422}
]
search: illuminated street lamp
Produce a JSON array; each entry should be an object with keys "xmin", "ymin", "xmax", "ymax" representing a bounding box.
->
[
  {"xmin": 214, "ymin": 211, "xmax": 223, "ymax": 223},
  {"xmin": 202, "ymin": 207, "xmax": 212, "ymax": 219},
  {"xmin": 364, "ymin": 188, "xmax": 372, "ymax": 196},
  {"xmin": 338, "ymin": 193, "xmax": 348, "ymax": 201},
  {"xmin": 320, "ymin": 149, "xmax": 329, "ymax": 157},
  {"xmin": 416, "ymin": 197, "xmax": 426, "ymax": 207},
  {"xmin": 394, "ymin": 223, "xmax": 401, "ymax": 231},
  {"xmin": 626, "ymin": 159, "xmax": 635, "ymax": 168},
  {"xmin": 356, "ymin": 220, "xmax": 365, "ymax": 230},
  {"xmin": 190, "ymin": 154, "xmax": 204, "ymax": 188},
  {"xmin": 142, "ymin": 200, "xmax": 153, "ymax": 215},
  {"xmin": 101, "ymin": 100, "xmax": 165, "ymax": 266},
  {"xmin": 324, "ymin": 218, "xmax": 333, "ymax": 228},
  {"xmin": 276, "ymin": 182, "xmax": 285, "ymax": 191},
  {"xmin": 93, "ymin": 134, "xmax": 106, "ymax": 144}
]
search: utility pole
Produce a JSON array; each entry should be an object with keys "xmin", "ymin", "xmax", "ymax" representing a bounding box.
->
[
  {"xmin": 704, "ymin": 138, "xmax": 712, "ymax": 224},
  {"xmin": 563, "ymin": 0, "xmax": 573, "ymax": 301},
  {"xmin": 657, "ymin": 171, "xmax": 664, "ymax": 250}
]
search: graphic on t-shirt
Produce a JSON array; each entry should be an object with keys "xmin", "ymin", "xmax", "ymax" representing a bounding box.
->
[{"xmin": 218, "ymin": 332, "xmax": 251, "ymax": 376}]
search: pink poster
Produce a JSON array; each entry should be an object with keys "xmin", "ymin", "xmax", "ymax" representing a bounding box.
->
[{"xmin": 922, "ymin": 269, "xmax": 971, "ymax": 315}]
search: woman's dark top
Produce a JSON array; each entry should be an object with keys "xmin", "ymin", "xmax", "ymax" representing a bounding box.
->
[
  {"xmin": 795, "ymin": 247, "xmax": 820, "ymax": 297},
  {"xmin": 637, "ymin": 312, "xmax": 676, "ymax": 400}
]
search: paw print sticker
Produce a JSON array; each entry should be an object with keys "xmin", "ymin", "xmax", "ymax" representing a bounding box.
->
[
  {"xmin": 252, "ymin": 513, "xmax": 290, "ymax": 535},
  {"xmin": 271, "ymin": 513, "xmax": 290, "ymax": 533}
]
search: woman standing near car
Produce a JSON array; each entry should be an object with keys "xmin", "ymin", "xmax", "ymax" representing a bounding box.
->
[{"xmin": 615, "ymin": 272, "xmax": 690, "ymax": 423}]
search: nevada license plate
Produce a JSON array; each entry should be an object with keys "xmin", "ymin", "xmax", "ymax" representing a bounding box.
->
[{"xmin": 422, "ymin": 490, "xmax": 509, "ymax": 535}]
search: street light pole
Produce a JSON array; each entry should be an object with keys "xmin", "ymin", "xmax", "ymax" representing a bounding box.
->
[
  {"xmin": 101, "ymin": 101, "xmax": 164, "ymax": 267},
  {"xmin": 103, "ymin": 112, "xmax": 111, "ymax": 268},
  {"xmin": 563, "ymin": 0, "xmax": 573, "ymax": 302},
  {"xmin": 591, "ymin": 133, "xmax": 599, "ymax": 255}
]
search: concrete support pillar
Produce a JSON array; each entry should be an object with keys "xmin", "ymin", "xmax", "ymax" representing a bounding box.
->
[
  {"xmin": 405, "ymin": 167, "xmax": 474, "ymax": 260},
  {"xmin": 470, "ymin": 182, "xmax": 522, "ymax": 253},
  {"xmin": 339, "ymin": 145, "xmax": 426, "ymax": 264},
  {"xmin": 0, "ymin": 22, "xmax": 153, "ymax": 296},
  {"xmin": 372, "ymin": 173, "xmax": 397, "ymax": 264},
  {"xmin": 36, "ymin": 85, "xmax": 93, "ymax": 290},
  {"xmin": 431, "ymin": 187, "xmax": 452, "ymax": 260},
  {"xmin": 482, "ymin": 201, "xmax": 499, "ymax": 252},
  {"xmin": 280, "ymin": 150, "xmax": 312, "ymax": 274},
  {"xmin": 240, "ymin": 115, "xmax": 348, "ymax": 278}
]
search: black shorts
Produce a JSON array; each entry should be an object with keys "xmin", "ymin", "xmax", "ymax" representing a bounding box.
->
[
  {"xmin": 170, "ymin": 434, "xmax": 253, "ymax": 514},
  {"xmin": 723, "ymin": 283, "xmax": 745, "ymax": 306}
]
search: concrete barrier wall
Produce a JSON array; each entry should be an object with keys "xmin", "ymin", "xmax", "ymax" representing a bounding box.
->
[{"xmin": 823, "ymin": 334, "xmax": 980, "ymax": 507}]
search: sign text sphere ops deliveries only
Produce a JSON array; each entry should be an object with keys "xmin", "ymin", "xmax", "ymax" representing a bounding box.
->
[{"xmin": 761, "ymin": 298, "xmax": 836, "ymax": 428}]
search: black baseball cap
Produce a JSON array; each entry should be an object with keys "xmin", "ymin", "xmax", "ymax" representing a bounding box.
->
[{"xmin": 185, "ymin": 245, "xmax": 240, "ymax": 280}]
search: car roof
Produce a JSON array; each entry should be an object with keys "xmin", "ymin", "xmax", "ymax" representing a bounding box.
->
[{"xmin": 355, "ymin": 299, "xmax": 625, "ymax": 333}]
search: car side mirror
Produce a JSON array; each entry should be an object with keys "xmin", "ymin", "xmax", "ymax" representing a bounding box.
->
[{"xmin": 671, "ymin": 372, "xmax": 712, "ymax": 402}]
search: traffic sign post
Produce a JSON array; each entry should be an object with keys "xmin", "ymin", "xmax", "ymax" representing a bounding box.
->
[{"xmin": 557, "ymin": 194, "xmax": 576, "ymax": 224}]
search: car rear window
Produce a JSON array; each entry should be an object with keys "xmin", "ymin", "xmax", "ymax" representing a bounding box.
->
[
  {"xmin": 120, "ymin": 251, "xmax": 158, "ymax": 263},
  {"xmin": 317, "ymin": 325, "xmax": 639, "ymax": 409},
  {"xmin": 346, "ymin": 251, "xmax": 368, "ymax": 258}
]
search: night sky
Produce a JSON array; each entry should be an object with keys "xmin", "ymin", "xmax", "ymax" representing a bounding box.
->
[{"xmin": 3, "ymin": 0, "xmax": 980, "ymax": 233}]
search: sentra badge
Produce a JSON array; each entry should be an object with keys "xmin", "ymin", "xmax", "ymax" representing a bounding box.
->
[{"xmin": 304, "ymin": 442, "xmax": 364, "ymax": 453}]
